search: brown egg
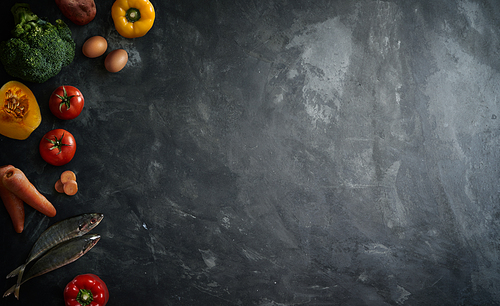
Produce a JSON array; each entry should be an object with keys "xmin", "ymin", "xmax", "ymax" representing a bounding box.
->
[
  {"xmin": 82, "ymin": 36, "xmax": 108, "ymax": 58},
  {"xmin": 104, "ymin": 49, "xmax": 128, "ymax": 73}
]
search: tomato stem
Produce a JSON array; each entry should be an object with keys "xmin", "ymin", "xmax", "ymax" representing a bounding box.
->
[
  {"xmin": 45, "ymin": 133, "xmax": 72, "ymax": 155},
  {"xmin": 55, "ymin": 86, "xmax": 75, "ymax": 113}
]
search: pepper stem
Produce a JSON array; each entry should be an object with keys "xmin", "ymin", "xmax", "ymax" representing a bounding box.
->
[
  {"xmin": 126, "ymin": 8, "xmax": 141, "ymax": 22},
  {"xmin": 76, "ymin": 288, "xmax": 94, "ymax": 306}
]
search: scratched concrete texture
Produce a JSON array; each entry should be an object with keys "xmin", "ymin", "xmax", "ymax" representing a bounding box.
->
[{"xmin": 1, "ymin": 0, "xmax": 500, "ymax": 305}]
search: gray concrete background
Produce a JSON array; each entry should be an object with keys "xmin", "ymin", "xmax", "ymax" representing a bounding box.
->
[{"xmin": 1, "ymin": 0, "xmax": 499, "ymax": 305}]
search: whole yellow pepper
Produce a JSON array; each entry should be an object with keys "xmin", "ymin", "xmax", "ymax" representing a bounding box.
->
[{"xmin": 111, "ymin": 0, "xmax": 155, "ymax": 38}]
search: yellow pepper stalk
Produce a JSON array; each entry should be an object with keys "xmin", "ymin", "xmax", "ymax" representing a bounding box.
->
[
  {"xmin": 111, "ymin": 0, "xmax": 155, "ymax": 38},
  {"xmin": 0, "ymin": 81, "xmax": 41, "ymax": 140}
]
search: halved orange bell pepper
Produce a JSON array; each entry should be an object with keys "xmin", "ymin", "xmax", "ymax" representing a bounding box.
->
[
  {"xmin": 0, "ymin": 81, "xmax": 41, "ymax": 140},
  {"xmin": 111, "ymin": 0, "xmax": 155, "ymax": 38}
]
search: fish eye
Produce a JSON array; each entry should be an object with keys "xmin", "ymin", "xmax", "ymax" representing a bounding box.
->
[{"xmin": 90, "ymin": 218, "xmax": 96, "ymax": 224}]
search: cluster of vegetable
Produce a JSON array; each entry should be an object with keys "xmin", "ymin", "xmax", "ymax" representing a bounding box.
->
[
  {"xmin": 0, "ymin": 0, "xmax": 157, "ymax": 144},
  {"xmin": 0, "ymin": 0, "xmax": 157, "ymax": 303},
  {"xmin": 38, "ymin": 85, "xmax": 84, "ymax": 170},
  {"xmin": 0, "ymin": 81, "xmax": 82, "ymax": 162},
  {"xmin": 0, "ymin": 0, "xmax": 155, "ymax": 82}
]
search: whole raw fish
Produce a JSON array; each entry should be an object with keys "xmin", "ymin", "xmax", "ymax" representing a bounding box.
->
[
  {"xmin": 5, "ymin": 213, "xmax": 104, "ymax": 298},
  {"xmin": 3, "ymin": 233, "xmax": 101, "ymax": 299}
]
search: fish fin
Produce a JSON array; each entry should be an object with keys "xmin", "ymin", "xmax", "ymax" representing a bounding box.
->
[
  {"xmin": 2, "ymin": 284, "xmax": 15, "ymax": 298},
  {"xmin": 5, "ymin": 265, "xmax": 21, "ymax": 279}
]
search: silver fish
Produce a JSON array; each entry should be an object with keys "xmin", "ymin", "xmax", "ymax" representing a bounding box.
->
[
  {"xmin": 6, "ymin": 213, "xmax": 104, "ymax": 298},
  {"xmin": 3, "ymin": 233, "xmax": 101, "ymax": 299}
]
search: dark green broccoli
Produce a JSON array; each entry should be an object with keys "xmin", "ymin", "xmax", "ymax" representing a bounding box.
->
[{"xmin": 0, "ymin": 3, "xmax": 76, "ymax": 83}]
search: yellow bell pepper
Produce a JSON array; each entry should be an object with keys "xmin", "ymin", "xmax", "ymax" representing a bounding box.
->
[
  {"xmin": 111, "ymin": 0, "xmax": 155, "ymax": 38},
  {"xmin": 0, "ymin": 81, "xmax": 41, "ymax": 140}
]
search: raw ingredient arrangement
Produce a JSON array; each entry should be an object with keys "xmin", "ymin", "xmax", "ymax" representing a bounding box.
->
[
  {"xmin": 0, "ymin": 0, "xmax": 155, "ymax": 304},
  {"xmin": 1, "ymin": 0, "xmax": 499, "ymax": 305}
]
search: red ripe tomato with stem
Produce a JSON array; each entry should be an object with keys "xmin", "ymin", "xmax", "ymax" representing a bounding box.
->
[
  {"xmin": 49, "ymin": 85, "xmax": 84, "ymax": 120},
  {"xmin": 39, "ymin": 129, "xmax": 76, "ymax": 166}
]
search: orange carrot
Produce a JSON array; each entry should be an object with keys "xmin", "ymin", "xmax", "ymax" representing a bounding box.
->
[
  {"xmin": 60, "ymin": 170, "xmax": 76, "ymax": 184},
  {"xmin": 0, "ymin": 186, "xmax": 25, "ymax": 233},
  {"xmin": 2, "ymin": 167, "xmax": 56, "ymax": 218},
  {"xmin": 0, "ymin": 165, "xmax": 25, "ymax": 233},
  {"xmin": 55, "ymin": 179, "xmax": 65, "ymax": 193},
  {"xmin": 63, "ymin": 180, "xmax": 78, "ymax": 196}
]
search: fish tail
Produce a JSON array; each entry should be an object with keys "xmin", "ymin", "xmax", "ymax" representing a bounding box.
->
[
  {"xmin": 5, "ymin": 265, "xmax": 22, "ymax": 279},
  {"xmin": 2, "ymin": 284, "xmax": 15, "ymax": 299},
  {"xmin": 13, "ymin": 285, "xmax": 20, "ymax": 300},
  {"xmin": 13, "ymin": 265, "xmax": 26, "ymax": 300}
]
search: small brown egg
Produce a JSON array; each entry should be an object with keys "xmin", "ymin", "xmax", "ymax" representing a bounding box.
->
[
  {"xmin": 104, "ymin": 49, "xmax": 128, "ymax": 73},
  {"xmin": 82, "ymin": 36, "xmax": 108, "ymax": 58}
]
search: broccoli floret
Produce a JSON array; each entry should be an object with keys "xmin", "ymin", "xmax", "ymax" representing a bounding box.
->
[{"xmin": 0, "ymin": 3, "xmax": 75, "ymax": 83}]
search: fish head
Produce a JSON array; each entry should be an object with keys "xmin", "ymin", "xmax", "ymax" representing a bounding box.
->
[
  {"xmin": 81, "ymin": 234, "xmax": 101, "ymax": 255},
  {"xmin": 77, "ymin": 213, "xmax": 104, "ymax": 234}
]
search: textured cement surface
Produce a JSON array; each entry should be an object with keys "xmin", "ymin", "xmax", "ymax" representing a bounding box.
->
[{"xmin": 1, "ymin": 0, "xmax": 500, "ymax": 305}]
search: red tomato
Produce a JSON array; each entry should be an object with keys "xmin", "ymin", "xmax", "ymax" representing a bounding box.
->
[
  {"xmin": 49, "ymin": 85, "xmax": 84, "ymax": 120},
  {"xmin": 39, "ymin": 129, "xmax": 76, "ymax": 166}
]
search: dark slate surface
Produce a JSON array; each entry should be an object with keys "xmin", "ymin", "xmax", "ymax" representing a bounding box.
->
[{"xmin": 1, "ymin": 0, "xmax": 500, "ymax": 305}]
